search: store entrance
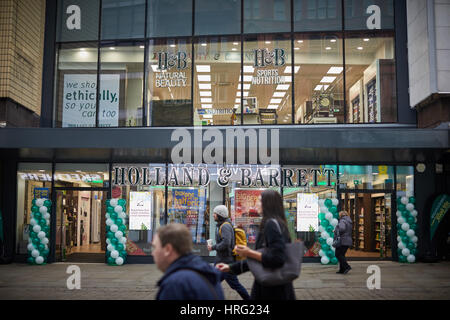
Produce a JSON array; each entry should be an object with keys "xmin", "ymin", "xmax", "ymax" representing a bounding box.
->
[
  {"xmin": 339, "ymin": 191, "xmax": 394, "ymax": 259},
  {"xmin": 54, "ymin": 189, "xmax": 107, "ymax": 262}
]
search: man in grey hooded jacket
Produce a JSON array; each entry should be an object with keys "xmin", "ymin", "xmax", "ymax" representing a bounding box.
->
[
  {"xmin": 335, "ymin": 210, "xmax": 353, "ymax": 274},
  {"xmin": 208, "ymin": 205, "xmax": 250, "ymax": 300}
]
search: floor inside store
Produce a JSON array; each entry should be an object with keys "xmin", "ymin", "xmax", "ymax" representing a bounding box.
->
[{"xmin": 70, "ymin": 243, "xmax": 103, "ymax": 254}]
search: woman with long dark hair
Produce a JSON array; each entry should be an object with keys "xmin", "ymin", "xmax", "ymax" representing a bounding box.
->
[{"xmin": 216, "ymin": 189, "xmax": 296, "ymax": 300}]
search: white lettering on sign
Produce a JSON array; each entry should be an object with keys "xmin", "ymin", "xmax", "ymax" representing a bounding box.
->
[
  {"xmin": 366, "ymin": 5, "xmax": 381, "ymax": 30},
  {"xmin": 66, "ymin": 5, "xmax": 81, "ymax": 30}
]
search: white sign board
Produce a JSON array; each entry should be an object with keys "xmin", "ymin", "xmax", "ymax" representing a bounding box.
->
[
  {"xmin": 62, "ymin": 74, "xmax": 120, "ymax": 127},
  {"xmin": 297, "ymin": 193, "xmax": 319, "ymax": 232},
  {"xmin": 129, "ymin": 191, "xmax": 152, "ymax": 231}
]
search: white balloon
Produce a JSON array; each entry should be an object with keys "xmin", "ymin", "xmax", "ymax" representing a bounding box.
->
[
  {"xmin": 397, "ymin": 217, "xmax": 405, "ymax": 225},
  {"xmin": 46, "ymin": 219, "xmax": 50, "ymax": 226},
  {"xmin": 110, "ymin": 224, "xmax": 118, "ymax": 233},
  {"xmin": 406, "ymin": 203, "xmax": 414, "ymax": 211},
  {"xmin": 27, "ymin": 243, "xmax": 35, "ymax": 251},
  {"xmin": 119, "ymin": 212, "xmax": 127, "ymax": 219},
  {"xmin": 318, "ymin": 199, "xmax": 325, "ymax": 207},
  {"xmin": 32, "ymin": 225, "xmax": 41, "ymax": 233},
  {"xmin": 411, "ymin": 236, "xmax": 418, "ymax": 243},
  {"xmin": 326, "ymin": 238, "xmax": 333, "ymax": 246},
  {"xmin": 106, "ymin": 238, "xmax": 111, "ymax": 244},
  {"xmin": 398, "ymin": 242, "xmax": 405, "ymax": 250},
  {"xmin": 107, "ymin": 244, "xmax": 114, "ymax": 252},
  {"xmin": 402, "ymin": 248, "xmax": 410, "ymax": 257},
  {"xmin": 332, "ymin": 198, "xmax": 339, "ymax": 206},
  {"xmin": 120, "ymin": 237, "xmax": 127, "ymax": 244},
  {"xmin": 115, "ymin": 257, "xmax": 124, "ymax": 265},
  {"xmin": 30, "ymin": 218, "xmax": 37, "ymax": 226},
  {"xmin": 319, "ymin": 250, "xmax": 325, "ymax": 257},
  {"xmin": 411, "ymin": 210, "xmax": 418, "ymax": 217},
  {"xmin": 45, "ymin": 244, "xmax": 48, "ymax": 250},
  {"xmin": 318, "ymin": 226, "xmax": 325, "ymax": 233},
  {"xmin": 36, "ymin": 199, "xmax": 44, "ymax": 207},
  {"xmin": 401, "ymin": 223, "xmax": 410, "ymax": 231},
  {"xmin": 401, "ymin": 196, "xmax": 408, "ymax": 205},
  {"xmin": 406, "ymin": 191, "xmax": 413, "ymax": 198},
  {"xmin": 35, "ymin": 256, "xmax": 44, "ymax": 264},
  {"xmin": 407, "ymin": 255, "xmax": 416, "ymax": 263},
  {"xmin": 331, "ymin": 246, "xmax": 335, "ymax": 252},
  {"xmin": 31, "ymin": 249, "xmax": 40, "ymax": 258},
  {"xmin": 325, "ymin": 213, "xmax": 333, "ymax": 221},
  {"xmin": 115, "ymin": 231, "xmax": 123, "ymax": 239},
  {"xmin": 396, "ymin": 211, "xmax": 401, "ymax": 218},
  {"xmin": 106, "ymin": 219, "xmax": 114, "ymax": 226},
  {"xmin": 320, "ymin": 206, "xmax": 328, "ymax": 214},
  {"xmin": 111, "ymin": 250, "xmax": 119, "ymax": 259},
  {"xmin": 110, "ymin": 199, "xmax": 118, "ymax": 207},
  {"xmin": 321, "ymin": 231, "xmax": 329, "ymax": 239},
  {"xmin": 330, "ymin": 219, "xmax": 338, "ymax": 227},
  {"xmin": 406, "ymin": 229, "xmax": 415, "ymax": 237},
  {"xmin": 106, "ymin": 213, "xmax": 111, "ymax": 220},
  {"xmin": 44, "ymin": 213, "xmax": 50, "ymax": 220},
  {"xmin": 41, "ymin": 237, "xmax": 49, "ymax": 245},
  {"xmin": 38, "ymin": 231, "xmax": 46, "ymax": 239},
  {"xmin": 397, "ymin": 236, "xmax": 401, "ymax": 242},
  {"xmin": 39, "ymin": 206, "xmax": 48, "ymax": 214},
  {"xmin": 321, "ymin": 256, "xmax": 330, "ymax": 264},
  {"xmin": 114, "ymin": 205, "xmax": 123, "ymax": 214}
]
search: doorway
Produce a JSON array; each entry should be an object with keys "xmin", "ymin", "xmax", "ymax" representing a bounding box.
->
[
  {"xmin": 54, "ymin": 189, "xmax": 107, "ymax": 262},
  {"xmin": 339, "ymin": 190, "xmax": 394, "ymax": 259}
]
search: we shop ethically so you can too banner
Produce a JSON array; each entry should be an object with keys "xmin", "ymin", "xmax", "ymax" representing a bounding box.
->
[{"xmin": 63, "ymin": 74, "xmax": 120, "ymax": 127}]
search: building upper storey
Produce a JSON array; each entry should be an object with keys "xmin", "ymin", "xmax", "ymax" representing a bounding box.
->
[{"xmin": 43, "ymin": 0, "xmax": 413, "ymax": 128}]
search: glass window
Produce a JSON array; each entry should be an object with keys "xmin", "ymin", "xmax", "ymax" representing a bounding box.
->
[
  {"xmin": 396, "ymin": 166, "xmax": 414, "ymax": 197},
  {"xmin": 193, "ymin": 37, "xmax": 241, "ymax": 126},
  {"xmin": 16, "ymin": 163, "xmax": 52, "ymax": 255},
  {"xmin": 54, "ymin": 163, "xmax": 109, "ymax": 188},
  {"xmin": 148, "ymin": 39, "xmax": 192, "ymax": 126},
  {"xmin": 294, "ymin": 0, "xmax": 342, "ymax": 32},
  {"xmin": 112, "ymin": 164, "xmax": 166, "ymax": 256},
  {"xmin": 282, "ymin": 165, "xmax": 337, "ymax": 257},
  {"xmin": 195, "ymin": 0, "xmax": 241, "ymax": 36},
  {"xmin": 244, "ymin": 34, "xmax": 292, "ymax": 125},
  {"xmin": 339, "ymin": 165, "xmax": 394, "ymax": 190},
  {"xmin": 293, "ymin": 34, "xmax": 344, "ymax": 124},
  {"xmin": 345, "ymin": 34, "xmax": 396, "ymax": 123},
  {"xmin": 148, "ymin": 0, "xmax": 193, "ymax": 37},
  {"xmin": 244, "ymin": 0, "xmax": 291, "ymax": 34},
  {"xmin": 344, "ymin": 0, "xmax": 394, "ymax": 30},
  {"xmin": 99, "ymin": 43, "xmax": 145, "ymax": 127},
  {"xmin": 56, "ymin": 0, "xmax": 100, "ymax": 42},
  {"xmin": 54, "ymin": 43, "xmax": 98, "ymax": 128},
  {"xmin": 101, "ymin": 0, "xmax": 146, "ymax": 40}
]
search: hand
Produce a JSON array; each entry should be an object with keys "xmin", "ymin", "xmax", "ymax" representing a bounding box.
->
[
  {"xmin": 215, "ymin": 263, "xmax": 230, "ymax": 273},
  {"xmin": 234, "ymin": 245, "xmax": 251, "ymax": 258},
  {"xmin": 207, "ymin": 245, "xmax": 212, "ymax": 251}
]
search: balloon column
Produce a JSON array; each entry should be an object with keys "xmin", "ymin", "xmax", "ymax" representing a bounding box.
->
[
  {"xmin": 318, "ymin": 198, "xmax": 339, "ymax": 265},
  {"xmin": 396, "ymin": 196, "xmax": 418, "ymax": 263},
  {"xmin": 27, "ymin": 198, "xmax": 51, "ymax": 265},
  {"xmin": 106, "ymin": 198, "xmax": 128, "ymax": 266}
]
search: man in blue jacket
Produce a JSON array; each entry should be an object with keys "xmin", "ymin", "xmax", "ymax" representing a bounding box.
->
[{"xmin": 152, "ymin": 223, "xmax": 224, "ymax": 300}]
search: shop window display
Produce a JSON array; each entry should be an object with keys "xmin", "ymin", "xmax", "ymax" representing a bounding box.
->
[
  {"xmin": 193, "ymin": 37, "xmax": 241, "ymax": 126},
  {"xmin": 243, "ymin": 35, "xmax": 292, "ymax": 125},
  {"xmin": 99, "ymin": 44, "xmax": 145, "ymax": 127},
  {"xmin": 148, "ymin": 39, "xmax": 192, "ymax": 126},
  {"xmin": 345, "ymin": 34, "xmax": 396, "ymax": 123},
  {"xmin": 339, "ymin": 165, "xmax": 394, "ymax": 190},
  {"xmin": 293, "ymin": 34, "xmax": 345, "ymax": 124}
]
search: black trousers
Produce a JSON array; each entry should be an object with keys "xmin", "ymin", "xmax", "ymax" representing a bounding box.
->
[{"xmin": 335, "ymin": 246, "xmax": 350, "ymax": 271}]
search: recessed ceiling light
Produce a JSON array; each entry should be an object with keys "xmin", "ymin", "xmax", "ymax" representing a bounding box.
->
[
  {"xmin": 243, "ymin": 65, "xmax": 254, "ymax": 73},
  {"xmin": 294, "ymin": 47, "xmax": 300, "ymax": 50},
  {"xmin": 284, "ymin": 76, "xmax": 292, "ymax": 83},
  {"xmin": 202, "ymin": 114, "xmax": 213, "ymax": 118},
  {"xmin": 357, "ymin": 47, "xmax": 364, "ymax": 50},
  {"xmin": 363, "ymin": 38, "xmax": 370, "ymax": 42},
  {"xmin": 196, "ymin": 65, "xmax": 210, "ymax": 72},
  {"xmin": 201, "ymin": 98, "xmax": 212, "ymax": 103},
  {"xmin": 267, "ymin": 105, "xmax": 278, "ymax": 109},
  {"xmin": 199, "ymin": 91, "xmax": 212, "ymax": 96},
  {"xmin": 232, "ymin": 48, "xmax": 237, "ymax": 51},
  {"xmin": 139, "ymin": 45, "xmax": 145, "ymax": 49},
  {"xmin": 297, "ymin": 40, "xmax": 303, "ymax": 43},
  {"xmin": 233, "ymin": 42, "xmax": 239, "ymax": 45},
  {"xmin": 327, "ymin": 66, "xmax": 343, "ymax": 74},
  {"xmin": 197, "ymin": 75, "xmax": 211, "ymax": 82},
  {"xmin": 276, "ymin": 84, "xmax": 290, "ymax": 91},
  {"xmin": 79, "ymin": 48, "xmax": 86, "ymax": 52},
  {"xmin": 314, "ymin": 85, "xmax": 323, "ymax": 91},
  {"xmin": 270, "ymin": 98, "xmax": 282, "ymax": 104},
  {"xmin": 109, "ymin": 47, "xmax": 115, "ymax": 50},
  {"xmin": 238, "ymin": 83, "xmax": 251, "ymax": 90},
  {"xmin": 169, "ymin": 44, "xmax": 176, "ymax": 48},
  {"xmin": 243, "ymin": 91, "xmax": 249, "ymax": 97},
  {"xmin": 243, "ymin": 75, "xmax": 253, "ymax": 82},
  {"xmin": 199, "ymin": 83, "xmax": 211, "ymax": 89},
  {"xmin": 201, "ymin": 43, "xmax": 207, "ymax": 46},
  {"xmin": 234, "ymin": 104, "xmax": 240, "ymax": 108},
  {"xmin": 284, "ymin": 66, "xmax": 292, "ymax": 74},
  {"xmin": 325, "ymin": 47, "xmax": 332, "ymax": 50},
  {"xmin": 235, "ymin": 98, "xmax": 240, "ymax": 103},
  {"xmin": 265, "ymin": 41, "xmax": 271, "ymax": 44},
  {"xmin": 273, "ymin": 92, "xmax": 286, "ymax": 97},
  {"xmin": 202, "ymin": 104, "xmax": 212, "ymax": 108},
  {"xmin": 330, "ymin": 39, "xmax": 337, "ymax": 43},
  {"xmin": 320, "ymin": 76, "xmax": 336, "ymax": 83},
  {"xmin": 151, "ymin": 65, "xmax": 159, "ymax": 72}
]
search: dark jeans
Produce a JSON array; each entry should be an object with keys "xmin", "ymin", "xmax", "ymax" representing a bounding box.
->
[
  {"xmin": 223, "ymin": 271, "xmax": 251, "ymax": 300},
  {"xmin": 335, "ymin": 246, "xmax": 350, "ymax": 271}
]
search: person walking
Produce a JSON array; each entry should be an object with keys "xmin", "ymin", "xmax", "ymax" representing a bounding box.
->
[
  {"xmin": 208, "ymin": 205, "xmax": 251, "ymax": 300},
  {"xmin": 152, "ymin": 223, "xmax": 224, "ymax": 300},
  {"xmin": 215, "ymin": 190, "xmax": 296, "ymax": 300},
  {"xmin": 335, "ymin": 210, "xmax": 353, "ymax": 274}
]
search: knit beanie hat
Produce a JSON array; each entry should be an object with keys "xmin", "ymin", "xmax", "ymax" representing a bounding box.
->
[{"xmin": 213, "ymin": 205, "xmax": 228, "ymax": 219}]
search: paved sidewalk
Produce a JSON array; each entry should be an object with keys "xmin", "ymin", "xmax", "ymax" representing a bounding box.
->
[{"xmin": 0, "ymin": 261, "xmax": 449, "ymax": 300}]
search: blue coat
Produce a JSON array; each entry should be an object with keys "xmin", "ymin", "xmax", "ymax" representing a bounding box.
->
[{"xmin": 156, "ymin": 254, "xmax": 225, "ymax": 300}]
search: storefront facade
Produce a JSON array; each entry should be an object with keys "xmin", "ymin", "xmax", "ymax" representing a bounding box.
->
[{"xmin": 0, "ymin": 0, "xmax": 448, "ymax": 264}]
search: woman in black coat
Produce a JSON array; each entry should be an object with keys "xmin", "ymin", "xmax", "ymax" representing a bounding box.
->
[{"xmin": 216, "ymin": 189, "xmax": 295, "ymax": 300}]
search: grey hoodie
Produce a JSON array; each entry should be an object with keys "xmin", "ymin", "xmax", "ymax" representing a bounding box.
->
[
  {"xmin": 337, "ymin": 215, "xmax": 353, "ymax": 247},
  {"xmin": 212, "ymin": 218, "xmax": 235, "ymax": 264}
]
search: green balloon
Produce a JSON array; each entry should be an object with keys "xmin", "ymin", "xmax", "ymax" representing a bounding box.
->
[
  {"xmin": 118, "ymin": 199, "xmax": 126, "ymax": 206},
  {"xmin": 331, "ymin": 257, "xmax": 338, "ymax": 264},
  {"xmin": 326, "ymin": 225, "xmax": 334, "ymax": 234},
  {"xmin": 318, "ymin": 213, "xmax": 325, "ymax": 220},
  {"xmin": 42, "ymin": 249, "xmax": 49, "ymax": 257},
  {"xmin": 39, "ymin": 218, "xmax": 47, "ymax": 226},
  {"xmin": 401, "ymin": 236, "xmax": 409, "ymax": 243},
  {"xmin": 31, "ymin": 205, "xmax": 39, "ymax": 213},
  {"xmin": 111, "ymin": 238, "xmax": 119, "ymax": 245},
  {"xmin": 32, "ymin": 238, "xmax": 40, "ymax": 245},
  {"xmin": 407, "ymin": 217, "xmax": 415, "ymax": 225},
  {"xmin": 398, "ymin": 230, "xmax": 406, "ymax": 237},
  {"xmin": 120, "ymin": 250, "xmax": 127, "ymax": 257},
  {"xmin": 110, "ymin": 212, "xmax": 118, "ymax": 220},
  {"xmin": 399, "ymin": 256, "xmax": 407, "ymax": 263},
  {"xmin": 322, "ymin": 244, "xmax": 330, "ymax": 251},
  {"xmin": 116, "ymin": 243, "xmax": 124, "ymax": 251},
  {"xmin": 398, "ymin": 204, "xmax": 406, "ymax": 211},
  {"xmin": 38, "ymin": 244, "xmax": 45, "ymax": 251},
  {"xmin": 321, "ymin": 220, "xmax": 329, "ymax": 228},
  {"xmin": 30, "ymin": 231, "xmax": 37, "ymax": 239},
  {"xmin": 32, "ymin": 199, "xmax": 37, "ymax": 206},
  {"xmin": 409, "ymin": 197, "xmax": 415, "ymax": 204},
  {"xmin": 327, "ymin": 250, "xmax": 334, "ymax": 257},
  {"xmin": 324, "ymin": 199, "xmax": 332, "ymax": 208},
  {"xmin": 407, "ymin": 243, "xmax": 415, "ymax": 250},
  {"xmin": 34, "ymin": 212, "xmax": 42, "ymax": 220},
  {"xmin": 119, "ymin": 225, "xmax": 126, "ymax": 232},
  {"xmin": 107, "ymin": 206, "xmax": 114, "ymax": 214},
  {"xmin": 107, "ymin": 257, "xmax": 115, "ymax": 265},
  {"xmin": 319, "ymin": 238, "xmax": 325, "ymax": 244},
  {"xmin": 107, "ymin": 231, "xmax": 114, "ymax": 239},
  {"xmin": 115, "ymin": 218, "xmax": 123, "ymax": 226},
  {"xmin": 105, "ymin": 199, "xmax": 111, "ymax": 207},
  {"xmin": 330, "ymin": 206, "xmax": 337, "ymax": 214},
  {"xmin": 43, "ymin": 226, "xmax": 50, "ymax": 234},
  {"xmin": 44, "ymin": 200, "xmax": 51, "ymax": 207},
  {"xmin": 410, "ymin": 223, "xmax": 417, "ymax": 230},
  {"xmin": 27, "ymin": 257, "xmax": 35, "ymax": 264},
  {"xmin": 401, "ymin": 210, "xmax": 410, "ymax": 219}
]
